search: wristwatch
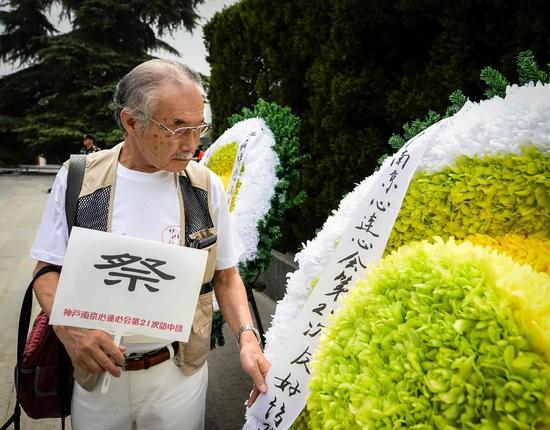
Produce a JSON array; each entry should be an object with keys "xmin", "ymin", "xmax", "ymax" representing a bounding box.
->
[{"xmin": 235, "ymin": 324, "xmax": 261, "ymax": 344}]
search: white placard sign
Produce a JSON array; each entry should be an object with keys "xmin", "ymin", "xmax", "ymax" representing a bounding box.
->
[
  {"xmin": 244, "ymin": 120, "xmax": 447, "ymax": 430},
  {"xmin": 50, "ymin": 227, "xmax": 208, "ymax": 343}
]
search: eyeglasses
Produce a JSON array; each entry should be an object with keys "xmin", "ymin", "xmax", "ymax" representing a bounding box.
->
[{"xmin": 149, "ymin": 118, "xmax": 210, "ymax": 141}]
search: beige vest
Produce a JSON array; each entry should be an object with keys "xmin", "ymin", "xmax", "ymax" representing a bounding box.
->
[{"xmin": 67, "ymin": 143, "xmax": 218, "ymax": 390}]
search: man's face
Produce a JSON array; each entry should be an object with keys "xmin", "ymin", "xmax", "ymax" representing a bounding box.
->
[
  {"xmin": 131, "ymin": 80, "xmax": 204, "ymax": 173},
  {"xmin": 83, "ymin": 138, "xmax": 93, "ymax": 149}
]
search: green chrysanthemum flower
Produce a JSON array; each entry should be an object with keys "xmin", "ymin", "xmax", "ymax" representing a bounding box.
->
[
  {"xmin": 307, "ymin": 239, "xmax": 550, "ymax": 429},
  {"xmin": 388, "ymin": 146, "xmax": 549, "ymax": 252}
]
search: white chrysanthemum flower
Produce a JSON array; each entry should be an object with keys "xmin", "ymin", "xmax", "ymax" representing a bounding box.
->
[{"xmin": 419, "ymin": 82, "xmax": 550, "ymax": 172}]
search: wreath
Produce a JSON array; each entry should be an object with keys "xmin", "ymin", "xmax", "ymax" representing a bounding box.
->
[{"xmin": 260, "ymin": 52, "xmax": 550, "ymax": 428}]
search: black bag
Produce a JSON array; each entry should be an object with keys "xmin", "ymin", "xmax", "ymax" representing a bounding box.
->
[{"xmin": 1, "ymin": 154, "xmax": 86, "ymax": 430}]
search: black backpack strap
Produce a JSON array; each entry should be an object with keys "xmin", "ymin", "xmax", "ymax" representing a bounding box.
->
[
  {"xmin": 59, "ymin": 154, "xmax": 85, "ymax": 426},
  {"xmin": 17, "ymin": 266, "xmax": 62, "ymax": 365},
  {"xmin": 18, "ymin": 153, "xmax": 84, "ymax": 363},
  {"xmin": 65, "ymin": 154, "xmax": 86, "ymax": 234},
  {"xmin": 0, "ymin": 407, "xmax": 19, "ymax": 430}
]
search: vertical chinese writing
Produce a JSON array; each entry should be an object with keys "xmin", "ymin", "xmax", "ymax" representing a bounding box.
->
[
  {"xmin": 302, "ymin": 322, "xmax": 325, "ymax": 338},
  {"xmin": 390, "ymin": 148, "xmax": 410, "ymax": 170},
  {"xmin": 290, "ymin": 346, "xmax": 312, "ymax": 374},
  {"xmin": 312, "ymin": 303, "xmax": 327, "ymax": 316},
  {"xmin": 274, "ymin": 373, "xmax": 301, "ymax": 397},
  {"xmin": 325, "ymin": 271, "xmax": 351, "ymax": 302},
  {"xmin": 263, "ymin": 396, "xmax": 287, "ymax": 428},
  {"xmin": 337, "ymin": 252, "xmax": 367, "ymax": 272}
]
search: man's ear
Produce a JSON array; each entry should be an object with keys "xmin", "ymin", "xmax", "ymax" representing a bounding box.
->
[{"xmin": 120, "ymin": 109, "xmax": 138, "ymax": 135}]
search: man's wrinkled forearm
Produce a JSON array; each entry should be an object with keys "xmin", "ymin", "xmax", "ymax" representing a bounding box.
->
[
  {"xmin": 214, "ymin": 267, "xmax": 270, "ymax": 401},
  {"xmin": 32, "ymin": 261, "xmax": 60, "ymax": 317},
  {"xmin": 213, "ymin": 267, "xmax": 254, "ymax": 340}
]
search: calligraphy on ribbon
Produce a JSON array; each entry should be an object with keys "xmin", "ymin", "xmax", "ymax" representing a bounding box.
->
[{"xmin": 244, "ymin": 121, "xmax": 447, "ymax": 430}]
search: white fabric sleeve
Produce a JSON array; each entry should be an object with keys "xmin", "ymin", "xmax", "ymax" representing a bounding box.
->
[
  {"xmin": 209, "ymin": 171, "xmax": 244, "ymax": 270},
  {"xmin": 29, "ymin": 166, "xmax": 69, "ymax": 266}
]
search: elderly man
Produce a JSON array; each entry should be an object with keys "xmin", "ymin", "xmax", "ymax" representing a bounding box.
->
[{"xmin": 30, "ymin": 59, "xmax": 269, "ymax": 429}]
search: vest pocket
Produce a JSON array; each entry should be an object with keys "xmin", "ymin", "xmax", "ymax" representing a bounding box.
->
[{"xmin": 179, "ymin": 291, "xmax": 213, "ymax": 375}]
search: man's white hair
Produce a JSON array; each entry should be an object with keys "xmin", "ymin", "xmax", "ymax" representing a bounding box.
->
[{"xmin": 112, "ymin": 59, "xmax": 204, "ymax": 133}]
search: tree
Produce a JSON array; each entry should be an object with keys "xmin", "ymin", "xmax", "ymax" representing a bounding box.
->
[
  {"xmin": 204, "ymin": 0, "xmax": 550, "ymax": 249},
  {"xmin": 204, "ymin": 0, "xmax": 330, "ymax": 138},
  {"xmin": 0, "ymin": 0, "xmax": 204, "ymax": 163}
]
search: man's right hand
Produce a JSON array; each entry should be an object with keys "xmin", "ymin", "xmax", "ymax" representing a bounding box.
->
[
  {"xmin": 33, "ymin": 261, "xmax": 126, "ymax": 378},
  {"xmin": 54, "ymin": 325, "xmax": 125, "ymax": 377}
]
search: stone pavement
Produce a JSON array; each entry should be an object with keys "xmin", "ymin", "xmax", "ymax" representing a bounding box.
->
[{"xmin": 0, "ymin": 173, "xmax": 277, "ymax": 430}]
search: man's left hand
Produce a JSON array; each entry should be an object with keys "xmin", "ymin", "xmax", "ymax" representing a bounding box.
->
[
  {"xmin": 212, "ymin": 267, "xmax": 271, "ymax": 406},
  {"xmin": 239, "ymin": 331, "xmax": 270, "ymax": 407}
]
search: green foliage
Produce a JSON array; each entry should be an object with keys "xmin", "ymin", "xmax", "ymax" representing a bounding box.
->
[
  {"xmin": 445, "ymin": 89, "xmax": 468, "ymax": 116},
  {"xmin": 0, "ymin": 0, "xmax": 204, "ymax": 163},
  {"xmin": 204, "ymin": 0, "xmax": 327, "ymax": 139},
  {"xmin": 0, "ymin": 0, "xmax": 56, "ymax": 64},
  {"xmin": 403, "ymin": 111, "xmax": 442, "ymax": 141},
  {"xmin": 209, "ymin": 99, "xmax": 305, "ymax": 349},
  {"xmin": 0, "ymin": 115, "xmax": 30, "ymax": 166},
  {"xmin": 517, "ymin": 50, "xmax": 550, "ymax": 85},
  {"xmin": 210, "ymin": 310, "xmax": 226, "ymax": 349},
  {"xmin": 205, "ymin": 0, "xmax": 550, "ymax": 249},
  {"xmin": 383, "ymin": 51, "xmax": 548, "ymax": 156},
  {"xmin": 228, "ymin": 99, "xmax": 306, "ymax": 286},
  {"xmin": 480, "ymin": 67, "xmax": 509, "ymax": 98},
  {"xmin": 386, "ymin": 110, "xmax": 443, "ymax": 153}
]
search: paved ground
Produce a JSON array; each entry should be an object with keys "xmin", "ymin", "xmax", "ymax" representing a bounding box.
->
[{"xmin": 0, "ymin": 173, "xmax": 276, "ymax": 430}]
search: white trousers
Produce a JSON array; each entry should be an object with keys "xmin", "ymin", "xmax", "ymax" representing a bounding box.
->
[{"xmin": 71, "ymin": 356, "xmax": 208, "ymax": 430}]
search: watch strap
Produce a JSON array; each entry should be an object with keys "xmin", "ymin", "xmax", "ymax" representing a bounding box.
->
[{"xmin": 236, "ymin": 324, "xmax": 260, "ymax": 344}]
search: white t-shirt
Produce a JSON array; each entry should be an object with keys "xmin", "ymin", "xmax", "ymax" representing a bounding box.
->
[{"xmin": 30, "ymin": 163, "xmax": 243, "ymax": 353}]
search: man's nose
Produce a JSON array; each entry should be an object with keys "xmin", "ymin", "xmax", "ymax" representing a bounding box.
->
[{"xmin": 177, "ymin": 133, "xmax": 196, "ymax": 148}]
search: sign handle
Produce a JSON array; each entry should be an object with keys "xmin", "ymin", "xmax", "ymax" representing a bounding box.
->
[{"xmin": 100, "ymin": 333, "xmax": 122, "ymax": 394}]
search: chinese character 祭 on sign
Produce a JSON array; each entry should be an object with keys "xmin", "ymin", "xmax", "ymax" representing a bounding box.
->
[
  {"xmin": 256, "ymin": 79, "xmax": 550, "ymax": 428},
  {"xmin": 95, "ymin": 253, "xmax": 175, "ymax": 292}
]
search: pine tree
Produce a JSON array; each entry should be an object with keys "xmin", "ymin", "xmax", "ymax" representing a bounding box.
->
[
  {"xmin": 516, "ymin": 50, "xmax": 549, "ymax": 85},
  {"xmin": 0, "ymin": 0, "xmax": 204, "ymax": 162},
  {"xmin": 385, "ymin": 51, "xmax": 549, "ymax": 156},
  {"xmin": 479, "ymin": 67, "xmax": 509, "ymax": 98}
]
